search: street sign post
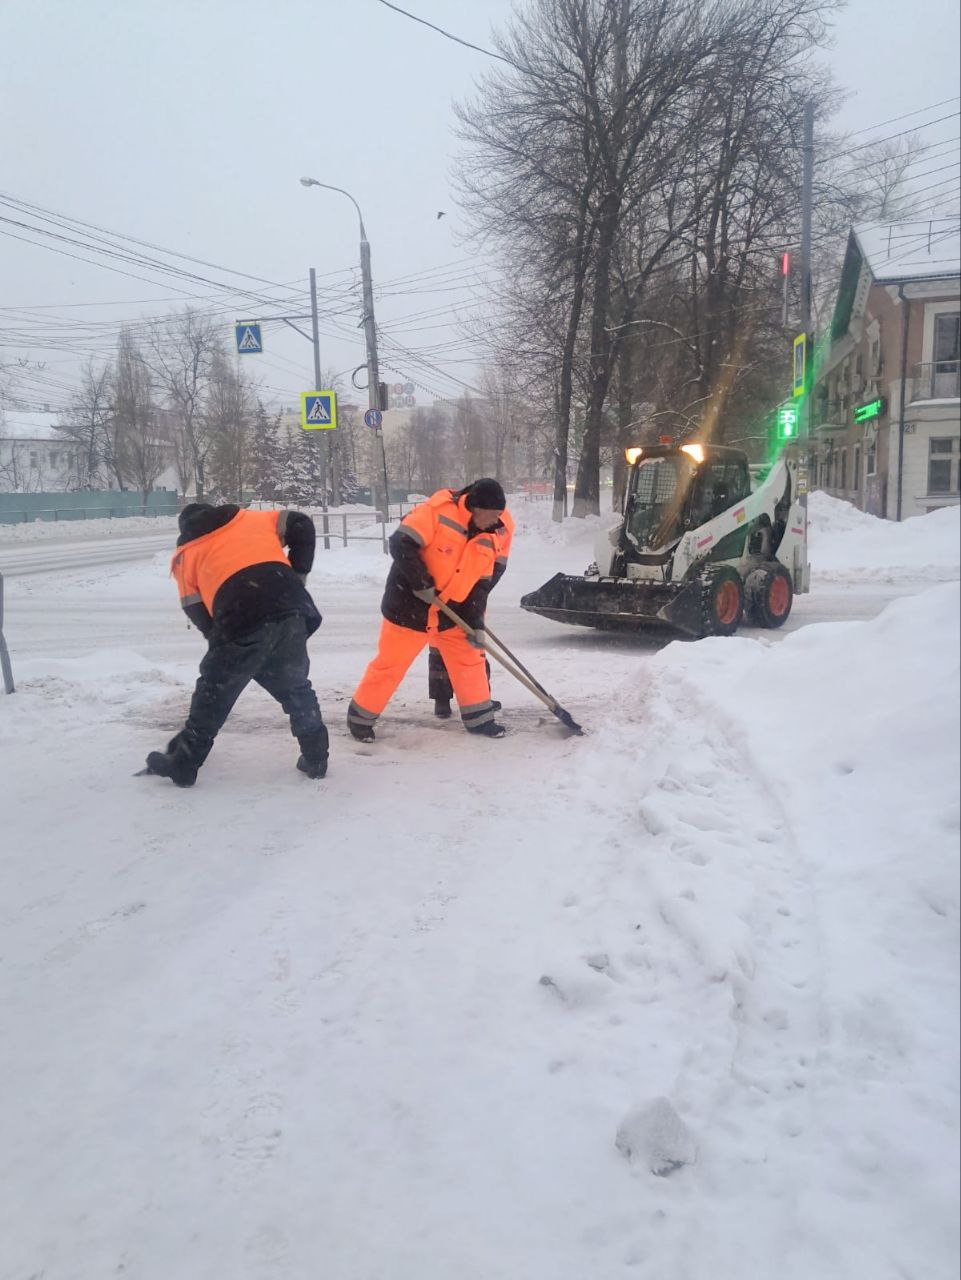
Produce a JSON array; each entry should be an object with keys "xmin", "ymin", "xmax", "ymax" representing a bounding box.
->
[
  {"xmin": 364, "ymin": 408, "xmax": 383, "ymax": 430},
  {"xmin": 235, "ymin": 321, "xmax": 263, "ymax": 354},
  {"xmin": 301, "ymin": 391, "xmax": 338, "ymax": 431}
]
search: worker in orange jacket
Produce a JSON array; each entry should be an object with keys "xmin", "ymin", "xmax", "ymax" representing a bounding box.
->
[
  {"xmin": 143, "ymin": 502, "xmax": 328, "ymax": 787},
  {"xmin": 349, "ymin": 478, "xmax": 513, "ymax": 741}
]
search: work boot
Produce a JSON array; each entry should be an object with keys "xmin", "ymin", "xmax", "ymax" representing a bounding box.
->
[
  {"xmin": 466, "ymin": 720, "xmax": 507, "ymax": 739},
  {"xmin": 296, "ymin": 728, "xmax": 329, "ymax": 779},
  {"xmin": 491, "ymin": 699, "xmax": 502, "ymax": 712},
  {"xmin": 145, "ymin": 747, "xmax": 198, "ymax": 788},
  {"xmin": 434, "ymin": 696, "xmax": 452, "ymax": 719},
  {"xmin": 348, "ymin": 720, "xmax": 375, "ymax": 744}
]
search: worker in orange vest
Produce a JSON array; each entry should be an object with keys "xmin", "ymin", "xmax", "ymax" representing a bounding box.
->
[
  {"xmin": 143, "ymin": 502, "xmax": 328, "ymax": 786},
  {"xmin": 349, "ymin": 478, "xmax": 513, "ymax": 741}
]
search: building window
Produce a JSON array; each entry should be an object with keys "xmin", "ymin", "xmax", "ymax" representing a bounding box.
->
[
  {"xmin": 934, "ymin": 313, "xmax": 960, "ymax": 372},
  {"xmin": 839, "ymin": 449, "xmax": 847, "ymax": 490},
  {"xmin": 928, "ymin": 438, "xmax": 960, "ymax": 494},
  {"xmin": 866, "ymin": 439, "xmax": 877, "ymax": 476},
  {"xmin": 853, "ymin": 444, "xmax": 861, "ymax": 490},
  {"xmin": 49, "ymin": 451, "xmax": 59, "ymax": 467},
  {"xmin": 29, "ymin": 451, "xmax": 38, "ymax": 469}
]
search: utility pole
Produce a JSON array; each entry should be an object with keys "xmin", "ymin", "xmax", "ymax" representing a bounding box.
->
[
  {"xmin": 308, "ymin": 268, "xmax": 331, "ymax": 549},
  {"xmin": 798, "ymin": 99, "xmax": 815, "ymax": 514},
  {"xmin": 300, "ymin": 177, "xmax": 391, "ymax": 526},
  {"xmin": 360, "ymin": 235, "xmax": 391, "ymax": 521}
]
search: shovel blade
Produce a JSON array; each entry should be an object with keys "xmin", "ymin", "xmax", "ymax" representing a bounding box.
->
[{"xmin": 551, "ymin": 705, "xmax": 584, "ymax": 735}]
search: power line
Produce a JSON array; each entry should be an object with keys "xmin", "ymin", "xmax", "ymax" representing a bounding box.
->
[
  {"xmin": 839, "ymin": 110, "xmax": 961, "ymax": 157},
  {"xmin": 845, "ymin": 96, "xmax": 961, "ymax": 138},
  {"xmin": 375, "ymin": 0, "xmax": 512, "ymax": 65}
]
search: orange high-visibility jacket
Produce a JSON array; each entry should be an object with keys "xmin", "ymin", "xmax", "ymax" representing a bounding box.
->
[
  {"xmin": 397, "ymin": 489, "xmax": 513, "ymax": 604},
  {"xmin": 171, "ymin": 509, "xmax": 292, "ymax": 613}
]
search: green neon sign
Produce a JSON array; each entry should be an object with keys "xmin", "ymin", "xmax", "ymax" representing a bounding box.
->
[{"xmin": 853, "ymin": 397, "xmax": 887, "ymax": 424}]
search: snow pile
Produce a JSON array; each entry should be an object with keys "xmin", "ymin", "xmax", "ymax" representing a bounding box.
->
[
  {"xmin": 809, "ymin": 491, "xmax": 960, "ymax": 582},
  {"xmin": 629, "ymin": 582, "xmax": 960, "ymax": 1275},
  {"xmin": 0, "ymin": 513, "xmax": 179, "ymax": 543}
]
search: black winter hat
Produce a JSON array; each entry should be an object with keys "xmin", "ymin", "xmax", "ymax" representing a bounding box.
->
[
  {"xmin": 178, "ymin": 502, "xmax": 214, "ymax": 535},
  {"xmin": 466, "ymin": 478, "xmax": 506, "ymax": 511}
]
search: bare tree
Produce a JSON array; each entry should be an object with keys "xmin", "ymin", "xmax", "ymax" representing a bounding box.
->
[
  {"xmin": 144, "ymin": 308, "xmax": 219, "ymax": 497},
  {"xmin": 112, "ymin": 328, "xmax": 165, "ymax": 501},
  {"xmin": 56, "ymin": 359, "xmax": 112, "ymax": 489},
  {"xmin": 205, "ymin": 352, "xmax": 255, "ymax": 503}
]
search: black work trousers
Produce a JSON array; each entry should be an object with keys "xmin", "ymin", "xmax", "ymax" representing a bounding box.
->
[
  {"xmin": 428, "ymin": 645, "xmax": 491, "ymax": 702},
  {"xmin": 177, "ymin": 614, "xmax": 326, "ymax": 766}
]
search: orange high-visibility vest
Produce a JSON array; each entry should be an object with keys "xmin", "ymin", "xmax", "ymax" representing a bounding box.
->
[
  {"xmin": 397, "ymin": 489, "xmax": 513, "ymax": 603},
  {"xmin": 171, "ymin": 509, "xmax": 292, "ymax": 612}
]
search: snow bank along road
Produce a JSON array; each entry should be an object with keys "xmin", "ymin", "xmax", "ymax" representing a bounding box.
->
[{"xmin": 0, "ymin": 497, "xmax": 957, "ymax": 1280}]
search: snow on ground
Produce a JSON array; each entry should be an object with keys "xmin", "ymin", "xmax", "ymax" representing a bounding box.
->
[
  {"xmin": 808, "ymin": 490, "xmax": 960, "ymax": 582},
  {"xmin": 0, "ymin": 495, "xmax": 957, "ymax": 1280}
]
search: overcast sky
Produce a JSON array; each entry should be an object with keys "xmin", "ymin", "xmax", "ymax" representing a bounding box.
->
[{"xmin": 1, "ymin": 0, "xmax": 958, "ymax": 423}]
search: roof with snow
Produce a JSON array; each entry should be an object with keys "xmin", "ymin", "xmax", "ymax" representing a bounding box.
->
[{"xmin": 852, "ymin": 218, "xmax": 961, "ymax": 284}]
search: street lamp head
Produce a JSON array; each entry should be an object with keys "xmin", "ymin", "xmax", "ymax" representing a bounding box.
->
[{"xmin": 300, "ymin": 177, "xmax": 318, "ymax": 187}]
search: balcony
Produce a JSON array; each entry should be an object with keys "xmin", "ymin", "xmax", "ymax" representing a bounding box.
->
[{"xmin": 912, "ymin": 361, "xmax": 960, "ymax": 402}]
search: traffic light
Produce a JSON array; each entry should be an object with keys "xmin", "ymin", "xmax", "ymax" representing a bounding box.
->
[
  {"xmin": 776, "ymin": 402, "xmax": 799, "ymax": 440},
  {"xmin": 378, "ymin": 381, "xmax": 389, "ymax": 412}
]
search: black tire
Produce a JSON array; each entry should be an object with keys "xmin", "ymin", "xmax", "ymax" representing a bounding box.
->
[
  {"xmin": 698, "ymin": 565, "xmax": 744, "ymax": 637},
  {"xmin": 745, "ymin": 563, "xmax": 793, "ymax": 628}
]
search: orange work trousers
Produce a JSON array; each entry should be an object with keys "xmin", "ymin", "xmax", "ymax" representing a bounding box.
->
[{"xmin": 351, "ymin": 618, "xmax": 494, "ymax": 730}]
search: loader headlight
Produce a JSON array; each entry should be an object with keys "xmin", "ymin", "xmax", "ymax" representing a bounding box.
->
[
  {"xmin": 680, "ymin": 443, "xmax": 705, "ymax": 464},
  {"xmin": 625, "ymin": 447, "xmax": 644, "ymax": 465}
]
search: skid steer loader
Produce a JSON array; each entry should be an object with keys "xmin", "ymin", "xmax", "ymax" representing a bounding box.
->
[{"xmin": 520, "ymin": 442, "xmax": 809, "ymax": 639}]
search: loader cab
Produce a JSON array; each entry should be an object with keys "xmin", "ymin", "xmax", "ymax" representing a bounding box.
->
[{"xmin": 623, "ymin": 444, "xmax": 750, "ymax": 552}]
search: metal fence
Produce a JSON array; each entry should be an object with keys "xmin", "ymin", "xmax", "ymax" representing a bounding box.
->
[
  {"xmin": 913, "ymin": 361, "xmax": 960, "ymax": 401},
  {"xmin": 0, "ymin": 505, "xmax": 177, "ymax": 525}
]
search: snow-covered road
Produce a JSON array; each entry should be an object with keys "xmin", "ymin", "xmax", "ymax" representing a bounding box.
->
[{"xmin": 0, "ymin": 496, "xmax": 958, "ymax": 1280}]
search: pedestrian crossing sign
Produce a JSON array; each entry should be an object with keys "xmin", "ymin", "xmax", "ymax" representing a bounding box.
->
[
  {"xmin": 301, "ymin": 391, "xmax": 337, "ymax": 431},
  {"xmin": 235, "ymin": 321, "xmax": 263, "ymax": 354}
]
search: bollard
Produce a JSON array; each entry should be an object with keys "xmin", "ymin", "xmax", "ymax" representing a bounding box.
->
[
  {"xmin": 0, "ymin": 573, "xmax": 15, "ymax": 694},
  {"xmin": 342, "ymin": 514, "xmax": 348, "ymax": 547}
]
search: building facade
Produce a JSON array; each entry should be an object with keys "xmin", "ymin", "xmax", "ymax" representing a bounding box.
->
[{"xmin": 813, "ymin": 219, "xmax": 960, "ymax": 520}]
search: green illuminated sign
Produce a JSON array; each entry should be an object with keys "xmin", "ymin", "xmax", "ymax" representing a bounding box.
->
[
  {"xmin": 776, "ymin": 403, "xmax": 799, "ymax": 439},
  {"xmin": 792, "ymin": 333, "xmax": 807, "ymax": 397},
  {"xmin": 853, "ymin": 396, "xmax": 887, "ymax": 424}
]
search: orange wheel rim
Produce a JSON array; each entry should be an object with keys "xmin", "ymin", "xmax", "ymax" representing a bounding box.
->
[
  {"xmin": 769, "ymin": 575, "xmax": 790, "ymax": 616},
  {"xmin": 715, "ymin": 581, "xmax": 740, "ymax": 625}
]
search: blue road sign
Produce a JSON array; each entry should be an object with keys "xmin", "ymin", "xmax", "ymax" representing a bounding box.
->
[
  {"xmin": 235, "ymin": 322, "xmax": 263, "ymax": 354},
  {"xmin": 301, "ymin": 391, "xmax": 337, "ymax": 431},
  {"xmin": 364, "ymin": 408, "xmax": 383, "ymax": 429}
]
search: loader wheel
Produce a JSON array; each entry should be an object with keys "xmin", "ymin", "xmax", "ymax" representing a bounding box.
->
[
  {"xmin": 745, "ymin": 563, "xmax": 793, "ymax": 628},
  {"xmin": 698, "ymin": 566, "xmax": 744, "ymax": 637}
]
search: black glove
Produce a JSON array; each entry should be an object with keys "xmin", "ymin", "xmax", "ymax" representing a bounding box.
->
[{"xmin": 466, "ymin": 628, "xmax": 487, "ymax": 651}]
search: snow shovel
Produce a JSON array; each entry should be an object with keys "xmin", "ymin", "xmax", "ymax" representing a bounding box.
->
[{"xmin": 433, "ymin": 598, "xmax": 584, "ymax": 735}]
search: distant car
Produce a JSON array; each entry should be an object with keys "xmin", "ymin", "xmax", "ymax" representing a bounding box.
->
[{"xmin": 405, "ymin": 493, "xmax": 428, "ymax": 504}]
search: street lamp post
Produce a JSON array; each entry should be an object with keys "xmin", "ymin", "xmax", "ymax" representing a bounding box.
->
[{"xmin": 300, "ymin": 178, "xmax": 391, "ymax": 521}]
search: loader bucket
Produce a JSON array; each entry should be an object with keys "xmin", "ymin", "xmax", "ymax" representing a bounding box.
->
[{"xmin": 520, "ymin": 572, "xmax": 703, "ymax": 638}]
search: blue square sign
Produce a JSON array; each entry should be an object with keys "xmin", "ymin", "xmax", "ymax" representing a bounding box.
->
[
  {"xmin": 235, "ymin": 322, "xmax": 263, "ymax": 354},
  {"xmin": 301, "ymin": 391, "xmax": 337, "ymax": 431}
]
